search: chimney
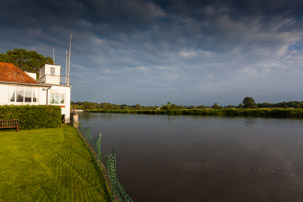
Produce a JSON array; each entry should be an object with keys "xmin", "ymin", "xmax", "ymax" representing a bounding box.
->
[{"xmin": 25, "ymin": 72, "xmax": 37, "ymax": 80}]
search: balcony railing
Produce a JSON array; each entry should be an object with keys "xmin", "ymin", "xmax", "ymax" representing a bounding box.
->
[
  {"xmin": 39, "ymin": 74, "xmax": 70, "ymax": 86},
  {"xmin": 60, "ymin": 76, "xmax": 70, "ymax": 85}
]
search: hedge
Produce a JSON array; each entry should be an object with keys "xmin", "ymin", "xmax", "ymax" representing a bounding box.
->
[{"xmin": 0, "ymin": 105, "xmax": 61, "ymax": 129}]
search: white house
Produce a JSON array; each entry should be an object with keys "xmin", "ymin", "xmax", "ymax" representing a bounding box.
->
[{"xmin": 0, "ymin": 62, "xmax": 71, "ymax": 123}]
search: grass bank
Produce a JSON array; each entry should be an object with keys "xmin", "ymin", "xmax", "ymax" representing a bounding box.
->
[
  {"xmin": 0, "ymin": 125, "xmax": 110, "ymax": 201},
  {"xmin": 87, "ymin": 108, "xmax": 303, "ymax": 118}
]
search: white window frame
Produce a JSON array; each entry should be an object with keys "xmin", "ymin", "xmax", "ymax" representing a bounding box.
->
[
  {"xmin": 9, "ymin": 86, "xmax": 39, "ymax": 103},
  {"xmin": 49, "ymin": 93, "xmax": 65, "ymax": 105},
  {"xmin": 50, "ymin": 67, "xmax": 56, "ymax": 76}
]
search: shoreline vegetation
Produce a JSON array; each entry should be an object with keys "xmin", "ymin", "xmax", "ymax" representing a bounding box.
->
[
  {"xmin": 73, "ymin": 97, "xmax": 303, "ymax": 118},
  {"xmin": 86, "ymin": 108, "xmax": 303, "ymax": 118}
]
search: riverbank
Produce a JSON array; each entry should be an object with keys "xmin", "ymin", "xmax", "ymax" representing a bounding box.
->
[
  {"xmin": 87, "ymin": 108, "xmax": 303, "ymax": 118},
  {"xmin": 0, "ymin": 125, "xmax": 110, "ymax": 201}
]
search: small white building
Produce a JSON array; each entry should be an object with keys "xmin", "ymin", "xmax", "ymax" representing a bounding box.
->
[{"xmin": 0, "ymin": 62, "xmax": 71, "ymax": 123}]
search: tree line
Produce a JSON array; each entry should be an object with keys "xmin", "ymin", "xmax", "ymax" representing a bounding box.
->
[{"xmin": 72, "ymin": 97, "xmax": 303, "ymax": 111}]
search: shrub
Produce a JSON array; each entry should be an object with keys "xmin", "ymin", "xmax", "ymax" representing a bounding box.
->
[
  {"xmin": 86, "ymin": 108, "xmax": 303, "ymax": 118},
  {"xmin": 0, "ymin": 105, "xmax": 61, "ymax": 129}
]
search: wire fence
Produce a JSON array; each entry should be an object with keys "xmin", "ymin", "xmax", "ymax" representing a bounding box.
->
[{"xmin": 80, "ymin": 127, "xmax": 133, "ymax": 202}]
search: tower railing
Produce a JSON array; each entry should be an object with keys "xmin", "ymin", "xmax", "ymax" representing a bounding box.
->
[{"xmin": 39, "ymin": 74, "xmax": 70, "ymax": 86}]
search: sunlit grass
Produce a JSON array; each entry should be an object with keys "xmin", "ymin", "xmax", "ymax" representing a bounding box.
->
[{"xmin": 0, "ymin": 125, "xmax": 110, "ymax": 201}]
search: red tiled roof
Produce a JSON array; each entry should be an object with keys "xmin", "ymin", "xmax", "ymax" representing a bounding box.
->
[{"xmin": 0, "ymin": 62, "xmax": 37, "ymax": 84}]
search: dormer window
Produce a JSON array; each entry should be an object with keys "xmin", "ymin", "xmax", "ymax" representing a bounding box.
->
[{"xmin": 50, "ymin": 67, "xmax": 55, "ymax": 75}]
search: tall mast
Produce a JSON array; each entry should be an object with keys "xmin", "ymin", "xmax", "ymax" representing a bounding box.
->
[
  {"xmin": 66, "ymin": 50, "xmax": 68, "ymax": 84},
  {"xmin": 68, "ymin": 33, "xmax": 72, "ymax": 85},
  {"xmin": 53, "ymin": 48, "xmax": 55, "ymax": 64}
]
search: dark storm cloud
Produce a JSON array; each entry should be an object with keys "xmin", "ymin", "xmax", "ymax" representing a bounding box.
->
[
  {"xmin": 154, "ymin": 0, "xmax": 302, "ymax": 17},
  {"xmin": 1, "ymin": 0, "xmax": 301, "ymax": 31},
  {"xmin": 0, "ymin": 0, "xmax": 303, "ymax": 105}
]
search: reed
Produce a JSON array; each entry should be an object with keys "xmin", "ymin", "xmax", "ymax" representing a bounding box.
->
[{"xmin": 87, "ymin": 108, "xmax": 303, "ymax": 118}]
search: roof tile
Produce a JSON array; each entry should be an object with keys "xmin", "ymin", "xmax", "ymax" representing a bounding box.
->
[{"xmin": 0, "ymin": 62, "xmax": 37, "ymax": 84}]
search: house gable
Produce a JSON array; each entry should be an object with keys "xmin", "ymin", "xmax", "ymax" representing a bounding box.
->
[{"xmin": 0, "ymin": 62, "xmax": 37, "ymax": 84}]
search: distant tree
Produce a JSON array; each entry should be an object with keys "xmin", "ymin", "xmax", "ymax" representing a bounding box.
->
[
  {"xmin": 187, "ymin": 105, "xmax": 196, "ymax": 109},
  {"xmin": 212, "ymin": 103, "xmax": 222, "ymax": 109},
  {"xmin": 171, "ymin": 104, "xmax": 177, "ymax": 110},
  {"xmin": 0, "ymin": 48, "xmax": 54, "ymax": 73},
  {"xmin": 257, "ymin": 102, "xmax": 271, "ymax": 108},
  {"xmin": 101, "ymin": 103, "xmax": 113, "ymax": 110},
  {"xmin": 113, "ymin": 105, "xmax": 120, "ymax": 110},
  {"xmin": 120, "ymin": 104, "xmax": 129, "ymax": 110},
  {"xmin": 162, "ymin": 105, "xmax": 169, "ymax": 110},
  {"xmin": 162, "ymin": 102, "xmax": 171, "ymax": 110},
  {"xmin": 242, "ymin": 97, "xmax": 257, "ymax": 108},
  {"xmin": 135, "ymin": 104, "xmax": 141, "ymax": 109},
  {"xmin": 237, "ymin": 103, "xmax": 244, "ymax": 108},
  {"xmin": 82, "ymin": 102, "xmax": 93, "ymax": 111},
  {"xmin": 226, "ymin": 105, "xmax": 234, "ymax": 109}
]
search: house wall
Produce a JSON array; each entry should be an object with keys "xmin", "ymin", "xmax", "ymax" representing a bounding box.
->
[
  {"xmin": 39, "ymin": 64, "xmax": 61, "ymax": 85},
  {"xmin": 48, "ymin": 86, "xmax": 71, "ymax": 123},
  {"xmin": 45, "ymin": 75, "xmax": 60, "ymax": 85},
  {"xmin": 0, "ymin": 83, "xmax": 46, "ymax": 106},
  {"xmin": 25, "ymin": 72, "xmax": 37, "ymax": 80},
  {"xmin": 0, "ymin": 83, "xmax": 71, "ymax": 124},
  {"xmin": 0, "ymin": 84, "xmax": 8, "ymax": 104},
  {"xmin": 40, "ymin": 64, "xmax": 61, "ymax": 77}
]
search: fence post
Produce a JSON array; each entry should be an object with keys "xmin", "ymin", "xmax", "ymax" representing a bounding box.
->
[
  {"xmin": 96, "ymin": 133, "xmax": 102, "ymax": 162},
  {"xmin": 80, "ymin": 127, "xmax": 133, "ymax": 202}
]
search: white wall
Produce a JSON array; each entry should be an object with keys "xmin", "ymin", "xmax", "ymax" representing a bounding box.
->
[
  {"xmin": 48, "ymin": 86, "xmax": 71, "ymax": 123},
  {"xmin": 40, "ymin": 64, "xmax": 61, "ymax": 77},
  {"xmin": 0, "ymin": 83, "xmax": 71, "ymax": 123},
  {"xmin": 45, "ymin": 75, "xmax": 60, "ymax": 85},
  {"xmin": 25, "ymin": 72, "xmax": 37, "ymax": 80},
  {"xmin": 0, "ymin": 84, "xmax": 8, "ymax": 105},
  {"xmin": 0, "ymin": 84, "xmax": 45, "ymax": 105},
  {"xmin": 39, "ymin": 64, "xmax": 61, "ymax": 85}
]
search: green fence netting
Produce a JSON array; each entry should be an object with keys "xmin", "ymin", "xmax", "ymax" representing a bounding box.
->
[{"xmin": 80, "ymin": 127, "xmax": 133, "ymax": 202}]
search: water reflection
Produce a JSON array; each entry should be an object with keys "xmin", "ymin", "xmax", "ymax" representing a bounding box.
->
[
  {"xmin": 244, "ymin": 117, "xmax": 257, "ymax": 127},
  {"xmin": 79, "ymin": 113, "xmax": 303, "ymax": 202}
]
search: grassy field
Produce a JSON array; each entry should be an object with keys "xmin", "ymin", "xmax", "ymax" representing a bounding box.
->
[
  {"xmin": 87, "ymin": 108, "xmax": 303, "ymax": 118},
  {"xmin": 0, "ymin": 125, "xmax": 110, "ymax": 202}
]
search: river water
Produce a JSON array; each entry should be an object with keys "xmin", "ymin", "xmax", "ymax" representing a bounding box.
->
[{"xmin": 79, "ymin": 113, "xmax": 303, "ymax": 202}]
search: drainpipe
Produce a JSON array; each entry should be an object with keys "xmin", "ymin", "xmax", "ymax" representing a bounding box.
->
[{"xmin": 45, "ymin": 86, "xmax": 52, "ymax": 105}]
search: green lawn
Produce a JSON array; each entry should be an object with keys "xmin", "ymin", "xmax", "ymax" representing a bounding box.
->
[{"xmin": 0, "ymin": 125, "xmax": 110, "ymax": 202}]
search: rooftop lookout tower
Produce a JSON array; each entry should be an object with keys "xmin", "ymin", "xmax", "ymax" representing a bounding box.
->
[{"xmin": 39, "ymin": 64, "xmax": 69, "ymax": 86}]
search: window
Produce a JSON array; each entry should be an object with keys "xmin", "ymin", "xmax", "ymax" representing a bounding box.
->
[
  {"xmin": 9, "ymin": 87, "xmax": 15, "ymax": 102},
  {"xmin": 50, "ymin": 93, "xmax": 64, "ymax": 104},
  {"xmin": 24, "ymin": 87, "xmax": 32, "ymax": 102},
  {"xmin": 33, "ymin": 88, "xmax": 37, "ymax": 102},
  {"xmin": 16, "ymin": 87, "xmax": 24, "ymax": 102},
  {"xmin": 50, "ymin": 67, "xmax": 55, "ymax": 75},
  {"xmin": 9, "ymin": 86, "xmax": 38, "ymax": 103},
  {"xmin": 60, "ymin": 94, "xmax": 64, "ymax": 104}
]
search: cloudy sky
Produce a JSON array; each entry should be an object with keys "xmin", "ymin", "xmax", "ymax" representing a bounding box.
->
[{"xmin": 0, "ymin": 0, "xmax": 303, "ymax": 106}]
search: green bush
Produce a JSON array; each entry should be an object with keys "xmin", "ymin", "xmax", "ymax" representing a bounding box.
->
[{"xmin": 0, "ymin": 105, "xmax": 61, "ymax": 129}]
